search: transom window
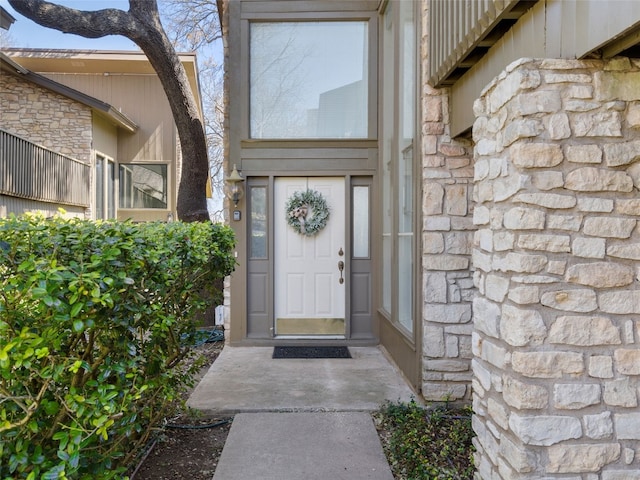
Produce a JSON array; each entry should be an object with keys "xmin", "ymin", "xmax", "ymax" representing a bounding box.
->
[{"xmin": 250, "ymin": 21, "xmax": 369, "ymax": 139}]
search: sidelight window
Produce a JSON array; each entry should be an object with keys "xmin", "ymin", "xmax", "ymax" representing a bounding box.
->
[{"xmin": 380, "ymin": 0, "xmax": 417, "ymax": 335}]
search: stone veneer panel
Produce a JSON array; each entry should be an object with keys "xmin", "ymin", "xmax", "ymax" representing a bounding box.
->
[
  {"xmin": 472, "ymin": 58, "xmax": 640, "ymax": 479},
  {"xmin": 0, "ymin": 74, "xmax": 92, "ymax": 163},
  {"xmin": 421, "ymin": 1, "xmax": 475, "ymax": 401}
]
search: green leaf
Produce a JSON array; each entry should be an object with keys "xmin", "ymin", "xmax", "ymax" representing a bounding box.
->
[
  {"xmin": 70, "ymin": 302, "xmax": 83, "ymax": 318},
  {"xmin": 32, "ymin": 287, "xmax": 47, "ymax": 296}
]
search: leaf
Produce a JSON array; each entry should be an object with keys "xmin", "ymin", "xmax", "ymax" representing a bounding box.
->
[
  {"xmin": 70, "ymin": 302, "xmax": 83, "ymax": 318},
  {"xmin": 69, "ymin": 450, "xmax": 80, "ymax": 469},
  {"xmin": 32, "ymin": 287, "xmax": 47, "ymax": 296}
]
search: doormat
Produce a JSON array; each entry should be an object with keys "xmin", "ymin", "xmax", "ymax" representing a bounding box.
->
[{"xmin": 272, "ymin": 346, "xmax": 351, "ymax": 359}]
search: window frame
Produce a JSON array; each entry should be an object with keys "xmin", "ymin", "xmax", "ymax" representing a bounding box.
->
[
  {"xmin": 118, "ymin": 162, "xmax": 170, "ymax": 211},
  {"xmin": 378, "ymin": 0, "xmax": 420, "ymax": 341},
  {"xmin": 241, "ymin": 12, "xmax": 379, "ymax": 143},
  {"xmin": 94, "ymin": 152, "xmax": 116, "ymax": 220}
]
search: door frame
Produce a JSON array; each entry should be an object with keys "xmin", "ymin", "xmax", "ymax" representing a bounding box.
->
[
  {"xmin": 241, "ymin": 174, "xmax": 376, "ymax": 344},
  {"xmin": 273, "ymin": 176, "xmax": 347, "ymax": 338}
]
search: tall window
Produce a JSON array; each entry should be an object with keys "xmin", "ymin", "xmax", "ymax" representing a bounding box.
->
[
  {"xmin": 250, "ymin": 21, "xmax": 369, "ymax": 139},
  {"xmin": 380, "ymin": 1, "xmax": 417, "ymax": 334},
  {"xmin": 95, "ymin": 154, "xmax": 115, "ymax": 220}
]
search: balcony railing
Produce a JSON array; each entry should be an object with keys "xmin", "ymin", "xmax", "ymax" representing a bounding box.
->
[
  {"xmin": 0, "ymin": 128, "xmax": 90, "ymax": 207},
  {"xmin": 428, "ymin": 0, "xmax": 536, "ymax": 87}
]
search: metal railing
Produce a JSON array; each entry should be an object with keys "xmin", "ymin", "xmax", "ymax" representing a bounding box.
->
[
  {"xmin": 0, "ymin": 128, "xmax": 90, "ymax": 207},
  {"xmin": 428, "ymin": 0, "xmax": 521, "ymax": 86}
]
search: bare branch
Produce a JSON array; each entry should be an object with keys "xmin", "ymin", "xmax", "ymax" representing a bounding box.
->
[{"xmin": 162, "ymin": 0, "xmax": 221, "ymax": 50}]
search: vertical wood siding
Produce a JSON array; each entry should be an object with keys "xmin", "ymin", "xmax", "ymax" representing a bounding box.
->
[
  {"xmin": 0, "ymin": 129, "xmax": 90, "ymax": 207},
  {"xmin": 428, "ymin": 0, "xmax": 520, "ymax": 86}
]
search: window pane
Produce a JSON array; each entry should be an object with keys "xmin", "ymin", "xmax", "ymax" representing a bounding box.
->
[
  {"xmin": 107, "ymin": 160, "xmax": 115, "ymax": 219},
  {"xmin": 381, "ymin": 5, "xmax": 395, "ymax": 315},
  {"xmin": 250, "ymin": 187, "xmax": 267, "ymax": 259},
  {"xmin": 119, "ymin": 164, "xmax": 168, "ymax": 209},
  {"xmin": 396, "ymin": 1, "xmax": 415, "ymax": 334},
  {"xmin": 398, "ymin": 234, "xmax": 413, "ymax": 331},
  {"xmin": 95, "ymin": 156, "xmax": 104, "ymax": 219},
  {"xmin": 250, "ymin": 21, "xmax": 368, "ymax": 139},
  {"xmin": 353, "ymin": 186, "xmax": 369, "ymax": 258}
]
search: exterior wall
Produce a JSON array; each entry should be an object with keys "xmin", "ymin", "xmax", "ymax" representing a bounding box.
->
[
  {"xmin": 450, "ymin": 0, "xmax": 640, "ymax": 136},
  {"xmin": 221, "ymin": 0, "xmax": 232, "ymax": 340},
  {"xmin": 43, "ymin": 72, "xmax": 178, "ymax": 221},
  {"xmin": 44, "ymin": 73, "xmax": 177, "ymax": 165},
  {"xmin": 0, "ymin": 74, "xmax": 92, "ymax": 162},
  {"xmin": 472, "ymin": 57, "xmax": 640, "ymax": 479},
  {"xmin": 420, "ymin": 0, "xmax": 475, "ymax": 402}
]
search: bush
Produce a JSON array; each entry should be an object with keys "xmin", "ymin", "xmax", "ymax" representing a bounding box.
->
[
  {"xmin": 0, "ymin": 214, "xmax": 235, "ymax": 479},
  {"xmin": 376, "ymin": 400, "xmax": 475, "ymax": 480}
]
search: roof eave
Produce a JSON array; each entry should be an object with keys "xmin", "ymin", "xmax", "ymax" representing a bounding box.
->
[{"xmin": 0, "ymin": 52, "xmax": 138, "ymax": 133}]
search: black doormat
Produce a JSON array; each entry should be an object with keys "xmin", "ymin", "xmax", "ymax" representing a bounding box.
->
[{"xmin": 272, "ymin": 346, "xmax": 351, "ymax": 359}]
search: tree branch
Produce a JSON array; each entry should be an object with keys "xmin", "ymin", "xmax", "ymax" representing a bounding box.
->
[
  {"xmin": 8, "ymin": 0, "xmax": 211, "ymax": 221},
  {"xmin": 8, "ymin": 0, "xmax": 138, "ymax": 39}
]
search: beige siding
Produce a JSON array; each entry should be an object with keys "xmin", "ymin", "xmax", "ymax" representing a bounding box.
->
[
  {"xmin": 42, "ymin": 73, "xmax": 176, "ymax": 163},
  {"xmin": 92, "ymin": 114, "xmax": 118, "ymax": 161},
  {"xmin": 560, "ymin": 0, "xmax": 640, "ymax": 57},
  {"xmin": 445, "ymin": 0, "xmax": 640, "ymax": 135}
]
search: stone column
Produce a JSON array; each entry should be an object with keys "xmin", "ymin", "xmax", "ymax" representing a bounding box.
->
[
  {"xmin": 472, "ymin": 58, "xmax": 640, "ymax": 479},
  {"xmin": 420, "ymin": 0, "xmax": 475, "ymax": 401}
]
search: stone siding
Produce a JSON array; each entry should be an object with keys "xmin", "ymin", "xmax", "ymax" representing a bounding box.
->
[
  {"xmin": 421, "ymin": 0, "xmax": 475, "ymax": 401},
  {"xmin": 0, "ymin": 74, "xmax": 92, "ymax": 163},
  {"xmin": 472, "ymin": 57, "xmax": 640, "ymax": 479}
]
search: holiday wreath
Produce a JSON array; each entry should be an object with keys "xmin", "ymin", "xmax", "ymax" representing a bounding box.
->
[{"xmin": 285, "ymin": 189, "xmax": 330, "ymax": 236}]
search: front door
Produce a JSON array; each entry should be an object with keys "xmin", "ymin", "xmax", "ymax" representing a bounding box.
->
[{"xmin": 274, "ymin": 177, "xmax": 346, "ymax": 336}]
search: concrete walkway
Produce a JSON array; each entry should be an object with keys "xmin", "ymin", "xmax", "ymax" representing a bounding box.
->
[
  {"xmin": 188, "ymin": 346, "xmax": 417, "ymax": 413},
  {"xmin": 187, "ymin": 346, "xmax": 417, "ymax": 479}
]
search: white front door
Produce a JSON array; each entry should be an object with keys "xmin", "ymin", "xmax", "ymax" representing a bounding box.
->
[{"xmin": 274, "ymin": 177, "xmax": 346, "ymax": 336}]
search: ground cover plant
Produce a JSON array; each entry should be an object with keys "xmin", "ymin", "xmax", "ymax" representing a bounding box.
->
[
  {"xmin": 0, "ymin": 214, "xmax": 235, "ymax": 479},
  {"xmin": 375, "ymin": 400, "xmax": 475, "ymax": 480}
]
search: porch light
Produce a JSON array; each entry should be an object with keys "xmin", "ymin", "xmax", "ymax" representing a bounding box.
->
[{"xmin": 225, "ymin": 164, "xmax": 245, "ymax": 207}]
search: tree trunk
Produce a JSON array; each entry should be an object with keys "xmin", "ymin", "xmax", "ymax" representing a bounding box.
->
[{"xmin": 8, "ymin": 0, "xmax": 210, "ymax": 222}]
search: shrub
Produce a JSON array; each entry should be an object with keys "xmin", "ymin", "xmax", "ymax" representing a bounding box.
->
[
  {"xmin": 0, "ymin": 214, "xmax": 235, "ymax": 479},
  {"xmin": 376, "ymin": 400, "xmax": 475, "ymax": 480}
]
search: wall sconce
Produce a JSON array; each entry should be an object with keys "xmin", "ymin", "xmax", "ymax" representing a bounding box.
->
[{"xmin": 225, "ymin": 164, "xmax": 245, "ymax": 208}]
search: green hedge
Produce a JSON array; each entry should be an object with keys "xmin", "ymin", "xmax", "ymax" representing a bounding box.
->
[{"xmin": 0, "ymin": 215, "xmax": 235, "ymax": 479}]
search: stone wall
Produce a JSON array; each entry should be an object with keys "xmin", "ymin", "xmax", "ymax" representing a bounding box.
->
[
  {"xmin": 472, "ymin": 57, "xmax": 640, "ymax": 479},
  {"xmin": 420, "ymin": 0, "xmax": 475, "ymax": 401},
  {"xmin": 0, "ymin": 74, "xmax": 92, "ymax": 163}
]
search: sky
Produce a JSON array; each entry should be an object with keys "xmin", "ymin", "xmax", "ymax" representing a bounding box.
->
[{"xmin": 1, "ymin": 0, "xmax": 145, "ymax": 50}]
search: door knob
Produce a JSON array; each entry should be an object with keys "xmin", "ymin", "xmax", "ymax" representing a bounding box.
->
[{"xmin": 338, "ymin": 260, "xmax": 344, "ymax": 284}]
